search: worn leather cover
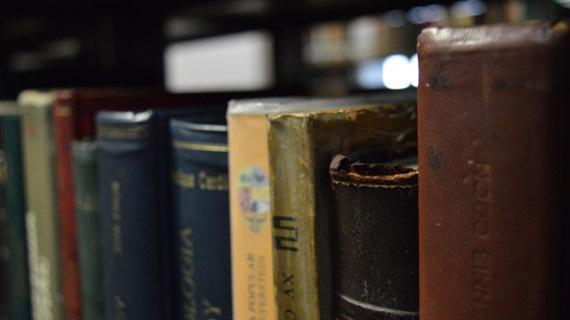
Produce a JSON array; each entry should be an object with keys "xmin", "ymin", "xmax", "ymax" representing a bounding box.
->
[
  {"xmin": 170, "ymin": 116, "xmax": 231, "ymax": 320},
  {"xmin": 418, "ymin": 22, "xmax": 570, "ymax": 320},
  {"xmin": 266, "ymin": 99, "xmax": 416, "ymax": 320},
  {"xmin": 330, "ymin": 149, "xmax": 419, "ymax": 320},
  {"xmin": 2, "ymin": 110, "xmax": 31, "ymax": 320}
]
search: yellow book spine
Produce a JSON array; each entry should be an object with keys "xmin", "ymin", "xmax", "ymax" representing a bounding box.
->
[{"xmin": 228, "ymin": 114, "xmax": 276, "ymax": 320}]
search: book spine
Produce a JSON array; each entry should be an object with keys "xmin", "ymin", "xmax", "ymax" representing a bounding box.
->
[
  {"xmin": 267, "ymin": 115, "xmax": 323, "ymax": 320},
  {"xmin": 417, "ymin": 24, "xmax": 569, "ymax": 320},
  {"xmin": 97, "ymin": 111, "xmax": 162, "ymax": 320},
  {"xmin": 53, "ymin": 97, "xmax": 82, "ymax": 320},
  {"xmin": 3, "ymin": 115, "xmax": 31, "ymax": 320},
  {"xmin": 267, "ymin": 105, "xmax": 417, "ymax": 320},
  {"xmin": 329, "ymin": 152, "xmax": 419, "ymax": 320},
  {"xmin": 20, "ymin": 93, "xmax": 64, "ymax": 320},
  {"xmin": 0, "ymin": 120, "xmax": 8, "ymax": 319},
  {"xmin": 170, "ymin": 119, "xmax": 231, "ymax": 320},
  {"xmin": 72, "ymin": 141, "xmax": 103, "ymax": 320},
  {"xmin": 228, "ymin": 114, "xmax": 276, "ymax": 320}
]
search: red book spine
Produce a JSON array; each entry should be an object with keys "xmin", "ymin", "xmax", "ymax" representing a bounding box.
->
[{"xmin": 53, "ymin": 93, "xmax": 82, "ymax": 320}]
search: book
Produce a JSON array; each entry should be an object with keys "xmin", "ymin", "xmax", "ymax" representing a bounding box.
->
[
  {"xmin": 228, "ymin": 98, "xmax": 311, "ymax": 320},
  {"xmin": 52, "ymin": 89, "xmax": 266, "ymax": 319},
  {"xmin": 97, "ymin": 110, "xmax": 163, "ymax": 320},
  {"xmin": 170, "ymin": 116, "xmax": 231, "ymax": 320},
  {"xmin": 19, "ymin": 90, "xmax": 64, "ymax": 320},
  {"xmin": 329, "ymin": 148, "xmax": 418, "ymax": 320},
  {"xmin": 418, "ymin": 22, "xmax": 570, "ymax": 319},
  {"xmin": 97, "ymin": 107, "xmax": 225, "ymax": 319},
  {"xmin": 1, "ymin": 103, "xmax": 31, "ymax": 320},
  {"xmin": 227, "ymin": 94, "xmax": 414, "ymax": 320},
  {"xmin": 71, "ymin": 141, "xmax": 102, "ymax": 320},
  {"xmin": 0, "ymin": 103, "xmax": 13, "ymax": 319},
  {"xmin": 267, "ymin": 100, "xmax": 416, "ymax": 320}
]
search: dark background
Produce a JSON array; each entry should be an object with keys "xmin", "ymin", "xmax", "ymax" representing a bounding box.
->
[{"xmin": 0, "ymin": 0, "xmax": 567, "ymax": 98}]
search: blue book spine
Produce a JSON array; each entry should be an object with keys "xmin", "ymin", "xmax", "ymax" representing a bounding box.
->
[
  {"xmin": 97, "ymin": 111, "xmax": 162, "ymax": 320},
  {"xmin": 170, "ymin": 117, "xmax": 231, "ymax": 320},
  {"xmin": 3, "ymin": 114, "xmax": 31, "ymax": 320}
]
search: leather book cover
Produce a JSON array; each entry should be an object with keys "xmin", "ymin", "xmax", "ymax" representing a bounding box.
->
[
  {"xmin": 2, "ymin": 105, "xmax": 31, "ymax": 320},
  {"xmin": 71, "ymin": 141, "xmax": 102, "ymax": 320},
  {"xmin": 267, "ymin": 100, "xmax": 416, "ymax": 320},
  {"xmin": 52, "ymin": 89, "xmax": 248, "ymax": 320},
  {"xmin": 329, "ymin": 149, "xmax": 418, "ymax": 320},
  {"xmin": 19, "ymin": 90, "xmax": 64, "ymax": 320},
  {"xmin": 170, "ymin": 116, "xmax": 231, "ymax": 320},
  {"xmin": 418, "ymin": 22, "xmax": 570, "ymax": 320}
]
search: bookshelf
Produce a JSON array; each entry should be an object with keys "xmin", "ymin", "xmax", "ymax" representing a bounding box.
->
[{"xmin": 0, "ymin": 0, "xmax": 567, "ymax": 98}]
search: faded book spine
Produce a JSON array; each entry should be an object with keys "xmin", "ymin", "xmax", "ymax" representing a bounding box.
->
[
  {"xmin": 3, "ymin": 113, "xmax": 31, "ymax": 320},
  {"xmin": 228, "ymin": 113, "xmax": 276, "ymax": 320},
  {"xmin": 170, "ymin": 117, "xmax": 231, "ymax": 320},
  {"xmin": 72, "ymin": 141, "xmax": 103, "ymax": 320},
  {"xmin": 20, "ymin": 91, "xmax": 64, "ymax": 320},
  {"xmin": 330, "ymin": 150, "xmax": 419, "ymax": 320},
  {"xmin": 97, "ymin": 111, "xmax": 162, "ymax": 320},
  {"xmin": 267, "ymin": 104, "xmax": 416, "ymax": 320}
]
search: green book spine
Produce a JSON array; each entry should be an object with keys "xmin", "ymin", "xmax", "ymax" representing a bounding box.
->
[
  {"xmin": 19, "ymin": 91, "xmax": 64, "ymax": 320},
  {"xmin": 3, "ymin": 113, "xmax": 32, "ymax": 320},
  {"xmin": 267, "ymin": 103, "xmax": 416, "ymax": 320},
  {"xmin": 71, "ymin": 141, "xmax": 102, "ymax": 320}
]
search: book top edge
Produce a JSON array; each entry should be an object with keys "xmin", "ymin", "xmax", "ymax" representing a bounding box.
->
[
  {"xmin": 419, "ymin": 21, "xmax": 570, "ymax": 54},
  {"xmin": 17, "ymin": 90, "xmax": 55, "ymax": 108}
]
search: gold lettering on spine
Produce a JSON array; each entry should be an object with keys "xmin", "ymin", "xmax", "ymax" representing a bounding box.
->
[
  {"xmin": 111, "ymin": 181, "xmax": 122, "ymax": 255},
  {"xmin": 181, "ymin": 227, "xmax": 197, "ymax": 320},
  {"xmin": 464, "ymin": 160, "xmax": 493, "ymax": 319},
  {"xmin": 198, "ymin": 171, "xmax": 228, "ymax": 191},
  {"xmin": 173, "ymin": 170, "xmax": 228, "ymax": 192}
]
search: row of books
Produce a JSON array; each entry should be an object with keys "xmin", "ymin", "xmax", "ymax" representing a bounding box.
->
[{"xmin": 1, "ymin": 20, "xmax": 569, "ymax": 320}]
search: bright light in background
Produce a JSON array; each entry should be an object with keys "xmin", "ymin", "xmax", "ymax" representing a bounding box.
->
[
  {"xmin": 356, "ymin": 59, "xmax": 385, "ymax": 89},
  {"xmin": 407, "ymin": 4, "xmax": 448, "ymax": 24},
  {"xmin": 164, "ymin": 31, "xmax": 274, "ymax": 93},
  {"xmin": 356, "ymin": 54, "xmax": 419, "ymax": 90},
  {"xmin": 451, "ymin": 0, "xmax": 487, "ymax": 17},
  {"xmin": 382, "ymin": 54, "xmax": 411, "ymax": 90},
  {"xmin": 409, "ymin": 54, "xmax": 419, "ymax": 88}
]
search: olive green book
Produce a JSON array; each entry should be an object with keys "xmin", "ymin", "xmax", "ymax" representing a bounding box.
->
[
  {"xmin": 19, "ymin": 90, "xmax": 64, "ymax": 320},
  {"xmin": 267, "ymin": 101, "xmax": 416, "ymax": 319}
]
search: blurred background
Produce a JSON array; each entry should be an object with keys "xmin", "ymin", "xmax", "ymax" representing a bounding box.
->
[{"xmin": 0, "ymin": 0, "xmax": 568, "ymax": 99}]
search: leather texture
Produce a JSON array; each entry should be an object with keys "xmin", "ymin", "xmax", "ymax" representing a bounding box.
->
[
  {"xmin": 330, "ymin": 149, "xmax": 419, "ymax": 320},
  {"xmin": 418, "ymin": 22, "xmax": 570, "ymax": 320}
]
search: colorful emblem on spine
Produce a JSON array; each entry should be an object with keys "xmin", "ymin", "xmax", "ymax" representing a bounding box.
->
[{"xmin": 237, "ymin": 166, "xmax": 270, "ymax": 233}]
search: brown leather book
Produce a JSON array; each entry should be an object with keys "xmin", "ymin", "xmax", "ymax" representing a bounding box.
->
[
  {"xmin": 330, "ymin": 148, "xmax": 419, "ymax": 320},
  {"xmin": 418, "ymin": 22, "xmax": 570, "ymax": 320}
]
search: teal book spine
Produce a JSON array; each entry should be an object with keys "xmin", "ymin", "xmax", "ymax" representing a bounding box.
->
[
  {"xmin": 72, "ymin": 141, "xmax": 103, "ymax": 320},
  {"xmin": 3, "ymin": 114, "xmax": 31, "ymax": 320}
]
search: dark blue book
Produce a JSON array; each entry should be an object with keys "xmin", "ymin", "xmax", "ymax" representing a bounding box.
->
[
  {"xmin": 170, "ymin": 116, "xmax": 231, "ymax": 320},
  {"xmin": 96, "ymin": 107, "xmax": 225, "ymax": 320}
]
